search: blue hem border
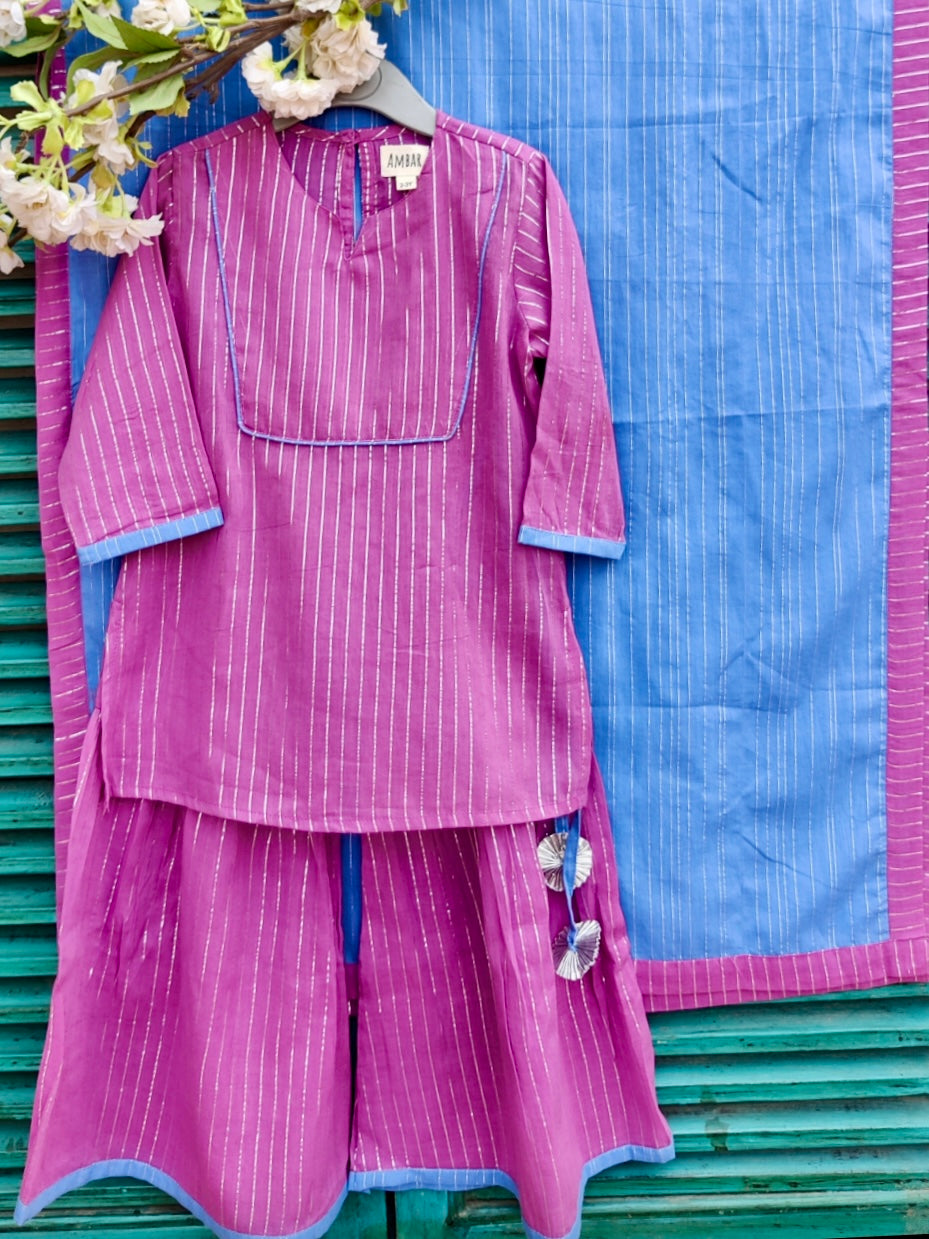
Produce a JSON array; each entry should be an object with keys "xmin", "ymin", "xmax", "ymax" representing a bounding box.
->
[
  {"xmin": 15, "ymin": 1141, "xmax": 674, "ymax": 1239},
  {"xmin": 14, "ymin": 1160, "xmax": 347, "ymax": 1239},
  {"xmin": 349, "ymin": 1142, "xmax": 674, "ymax": 1239},
  {"xmin": 518, "ymin": 526, "xmax": 627, "ymax": 561},
  {"xmin": 76, "ymin": 507, "xmax": 224, "ymax": 565}
]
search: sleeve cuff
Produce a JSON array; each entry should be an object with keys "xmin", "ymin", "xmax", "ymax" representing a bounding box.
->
[
  {"xmin": 75, "ymin": 507, "xmax": 224, "ymax": 566},
  {"xmin": 517, "ymin": 525, "xmax": 627, "ymax": 560}
]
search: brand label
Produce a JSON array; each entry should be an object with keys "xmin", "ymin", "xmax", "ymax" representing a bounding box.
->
[{"xmin": 380, "ymin": 145, "xmax": 429, "ymax": 191}]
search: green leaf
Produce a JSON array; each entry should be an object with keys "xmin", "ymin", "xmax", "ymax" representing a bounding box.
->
[
  {"xmin": 130, "ymin": 49, "xmax": 184, "ymax": 67},
  {"xmin": 76, "ymin": 6, "xmax": 129, "ymax": 50},
  {"xmin": 63, "ymin": 119, "xmax": 87, "ymax": 147},
  {"xmin": 40, "ymin": 125, "xmax": 65, "ymax": 157},
  {"xmin": 128, "ymin": 73, "xmax": 186, "ymax": 117},
  {"xmin": 1, "ymin": 31, "xmax": 63, "ymax": 57},
  {"xmin": 204, "ymin": 26, "xmax": 231, "ymax": 53},
  {"xmin": 12, "ymin": 111, "xmax": 51, "ymax": 133},
  {"xmin": 112, "ymin": 16, "xmax": 184, "ymax": 53},
  {"xmin": 66, "ymin": 149, "xmax": 95, "ymax": 174},
  {"xmin": 217, "ymin": 0, "xmax": 247, "ymax": 27},
  {"xmin": 9, "ymin": 81, "xmax": 46, "ymax": 111},
  {"xmin": 38, "ymin": 43, "xmax": 61, "ymax": 98},
  {"xmin": 24, "ymin": 16, "xmax": 63, "ymax": 36}
]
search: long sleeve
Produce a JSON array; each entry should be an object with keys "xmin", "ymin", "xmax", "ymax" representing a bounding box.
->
[
  {"xmin": 515, "ymin": 157, "xmax": 626, "ymax": 560},
  {"xmin": 59, "ymin": 169, "xmax": 223, "ymax": 566}
]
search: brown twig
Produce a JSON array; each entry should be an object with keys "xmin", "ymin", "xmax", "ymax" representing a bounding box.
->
[{"xmin": 63, "ymin": 18, "xmax": 297, "ymax": 119}]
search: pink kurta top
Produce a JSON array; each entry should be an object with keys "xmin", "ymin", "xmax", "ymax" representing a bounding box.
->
[{"xmin": 59, "ymin": 111, "xmax": 626, "ymax": 832}]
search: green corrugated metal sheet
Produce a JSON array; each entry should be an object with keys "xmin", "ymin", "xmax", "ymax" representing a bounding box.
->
[{"xmin": 0, "ymin": 187, "xmax": 927, "ymax": 1239}]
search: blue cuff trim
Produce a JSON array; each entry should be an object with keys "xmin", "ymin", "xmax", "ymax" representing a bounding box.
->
[
  {"xmin": 348, "ymin": 1140, "xmax": 675, "ymax": 1239},
  {"xmin": 518, "ymin": 526, "xmax": 627, "ymax": 560},
  {"xmin": 15, "ymin": 1160, "xmax": 347, "ymax": 1239},
  {"xmin": 76, "ymin": 507, "xmax": 224, "ymax": 566}
]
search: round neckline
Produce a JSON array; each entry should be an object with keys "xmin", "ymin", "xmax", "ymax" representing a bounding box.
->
[{"xmin": 257, "ymin": 109, "xmax": 443, "ymax": 250}]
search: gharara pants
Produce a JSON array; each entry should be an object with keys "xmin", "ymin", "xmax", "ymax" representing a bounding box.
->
[{"xmin": 17, "ymin": 712, "xmax": 673, "ymax": 1239}]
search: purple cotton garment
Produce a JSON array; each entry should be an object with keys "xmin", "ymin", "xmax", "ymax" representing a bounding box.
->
[
  {"xmin": 18, "ymin": 719, "xmax": 672, "ymax": 1239},
  {"xmin": 57, "ymin": 112, "xmax": 626, "ymax": 833}
]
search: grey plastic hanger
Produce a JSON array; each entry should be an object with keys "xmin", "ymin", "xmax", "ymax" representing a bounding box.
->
[
  {"xmin": 274, "ymin": 61, "xmax": 437, "ymax": 135},
  {"xmin": 274, "ymin": 61, "xmax": 438, "ymax": 134},
  {"xmin": 331, "ymin": 61, "xmax": 437, "ymax": 135}
]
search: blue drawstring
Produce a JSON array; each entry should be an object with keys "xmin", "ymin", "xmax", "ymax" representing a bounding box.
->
[
  {"xmin": 562, "ymin": 809, "xmax": 582, "ymax": 948},
  {"xmin": 341, "ymin": 835, "xmax": 363, "ymax": 965}
]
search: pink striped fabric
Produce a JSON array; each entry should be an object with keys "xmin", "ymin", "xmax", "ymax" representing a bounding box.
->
[
  {"xmin": 20, "ymin": 107, "xmax": 672, "ymax": 1239},
  {"xmin": 17, "ymin": 719, "xmax": 672, "ymax": 1239},
  {"xmin": 57, "ymin": 112, "xmax": 626, "ymax": 834}
]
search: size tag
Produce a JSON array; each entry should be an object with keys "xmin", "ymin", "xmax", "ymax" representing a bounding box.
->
[{"xmin": 380, "ymin": 145, "xmax": 429, "ymax": 191}]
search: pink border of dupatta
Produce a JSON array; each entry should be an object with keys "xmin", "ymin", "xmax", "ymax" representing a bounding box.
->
[{"xmin": 33, "ymin": 207, "xmax": 83, "ymax": 911}]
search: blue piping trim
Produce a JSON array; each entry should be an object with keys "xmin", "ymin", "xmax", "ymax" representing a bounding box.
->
[
  {"xmin": 341, "ymin": 835, "xmax": 363, "ymax": 965},
  {"xmin": 205, "ymin": 148, "xmax": 508, "ymax": 449},
  {"xmin": 517, "ymin": 527, "xmax": 627, "ymax": 561},
  {"xmin": 14, "ymin": 1160, "xmax": 348, "ymax": 1239},
  {"xmin": 205, "ymin": 150, "xmax": 246, "ymax": 430},
  {"xmin": 348, "ymin": 1141, "xmax": 675, "ymax": 1239},
  {"xmin": 76, "ymin": 507, "xmax": 224, "ymax": 566}
]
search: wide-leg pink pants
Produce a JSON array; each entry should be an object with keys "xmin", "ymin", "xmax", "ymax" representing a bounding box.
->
[{"xmin": 18, "ymin": 713, "xmax": 672, "ymax": 1239}]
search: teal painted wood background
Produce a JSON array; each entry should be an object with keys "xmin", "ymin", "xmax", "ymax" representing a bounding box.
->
[{"xmin": 1, "ymin": 51, "xmax": 928, "ymax": 1239}]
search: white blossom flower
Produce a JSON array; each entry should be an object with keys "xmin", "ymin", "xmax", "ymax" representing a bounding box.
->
[
  {"xmin": 0, "ymin": 0, "xmax": 26, "ymax": 50},
  {"xmin": 0, "ymin": 172, "xmax": 95, "ymax": 246},
  {"xmin": 69, "ymin": 60, "xmax": 128, "ymax": 102},
  {"xmin": 71, "ymin": 193, "xmax": 164, "ymax": 257},
  {"xmin": 310, "ymin": 16, "xmax": 385, "ymax": 93},
  {"xmin": 85, "ymin": 0, "xmax": 122, "ymax": 15},
  {"xmin": 282, "ymin": 6, "xmax": 354, "ymax": 55},
  {"xmin": 283, "ymin": 25, "xmax": 305, "ymax": 55},
  {"xmin": 0, "ymin": 241, "xmax": 24, "ymax": 273},
  {"xmin": 67, "ymin": 63, "xmax": 136, "ymax": 175},
  {"xmin": 91, "ymin": 133, "xmax": 136, "ymax": 175},
  {"xmin": 0, "ymin": 137, "xmax": 18, "ymax": 172},
  {"xmin": 131, "ymin": 0, "xmax": 192, "ymax": 35},
  {"xmin": 242, "ymin": 43, "xmax": 339, "ymax": 121},
  {"xmin": 0, "ymin": 215, "xmax": 24, "ymax": 274},
  {"xmin": 294, "ymin": 0, "xmax": 342, "ymax": 14}
]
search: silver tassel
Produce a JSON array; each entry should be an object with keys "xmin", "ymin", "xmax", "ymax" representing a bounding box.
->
[
  {"xmin": 537, "ymin": 831, "xmax": 593, "ymax": 893},
  {"xmin": 552, "ymin": 920, "xmax": 602, "ymax": 981}
]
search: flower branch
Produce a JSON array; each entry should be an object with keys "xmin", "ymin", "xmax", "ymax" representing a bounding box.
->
[{"xmin": 0, "ymin": 0, "xmax": 409, "ymax": 269}]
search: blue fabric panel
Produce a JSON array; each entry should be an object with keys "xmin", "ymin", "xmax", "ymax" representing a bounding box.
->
[
  {"xmin": 70, "ymin": 1, "xmax": 892, "ymax": 964},
  {"xmin": 79, "ymin": 557, "xmax": 120, "ymax": 709}
]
